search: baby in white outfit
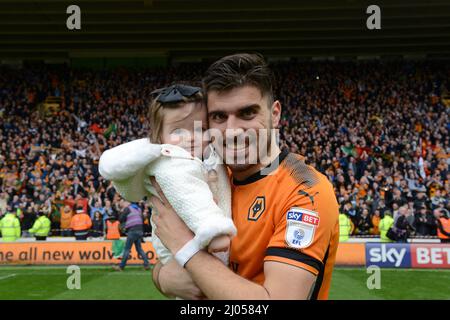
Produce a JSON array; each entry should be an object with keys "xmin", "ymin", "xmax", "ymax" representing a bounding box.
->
[{"xmin": 99, "ymin": 85, "xmax": 236, "ymax": 266}]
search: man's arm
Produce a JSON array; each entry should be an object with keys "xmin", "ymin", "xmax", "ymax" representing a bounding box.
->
[
  {"xmin": 29, "ymin": 220, "xmax": 40, "ymax": 233},
  {"xmin": 151, "ymin": 194, "xmax": 317, "ymax": 300},
  {"xmin": 153, "ymin": 259, "xmax": 206, "ymax": 300},
  {"xmin": 185, "ymin": 251, "xmax": 316, "ymax": 300}
]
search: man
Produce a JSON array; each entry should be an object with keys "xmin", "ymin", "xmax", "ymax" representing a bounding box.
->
[
  {"xmin": 70, "ymin": 206, "xmax": 92, "ymax": 240},
  {"xmin": 414, "ymin": 205, "xmax": 435, "ymax": 236},
  {"xmin": 379, "ymin": 210, "xmax": 394, "ymax": 242},
  {"xmin": 338, "ymin": 212, "xmax": 352, "ymax": 242},
  {"xmin": 355, "ymin": 208, "xmax": 372, "ymax": 235},
  {"xmin": 151, "ymin": 53, "xmax": 339, "ymax": 300},
  {"xmin": 113, "ymin": 201, "xmax": 151, "ymax": 271},
  {"xmin": 394, "ymin": 206, "xmax": 415, "ymax": 242},
  {"xmin": 60, "ymin": 204, "xmax": 74, "ymax": 237},
  {"xmin": 21, "ymin": 203, "xmax": 36, "ymax": 238},
  {"xmin": 434, "ymin": 209, "xmax": 450, "ymax": 243},
  {"xmin": 0, "ymin": 206, "xmax": 21, "ymax": 241},
  {"xmin": 28, "ymin": 211, "xmax": 51, "ymax": 241}
]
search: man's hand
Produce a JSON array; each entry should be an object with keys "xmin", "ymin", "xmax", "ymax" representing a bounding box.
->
[
  {"xmin": 149, "ymin": 177, "xmax": 194, "ymax": 254},
  {"xmin": 155, "ymin": 259, "xmax": 206, "ymax": 300}
]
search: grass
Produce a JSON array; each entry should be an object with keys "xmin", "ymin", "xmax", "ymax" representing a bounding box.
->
[
  {"xmin": 329, "ymin": 267, "xmax": 450, "ymax": 300},
  {"xmin": 0, "ymin": 266, "xmax": 449, "ymax": 300}
]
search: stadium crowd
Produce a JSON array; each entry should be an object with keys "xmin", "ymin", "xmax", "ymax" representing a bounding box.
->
[{"xmin": 0, "ymin": 59, "xmax": 449, "ymax": 241}]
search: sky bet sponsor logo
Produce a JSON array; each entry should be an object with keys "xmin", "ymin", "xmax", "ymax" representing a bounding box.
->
[
  {"xmin": 366, "ymin": 243, "xmax": 411, "ymax": 268},
  {"xmin": 411, "ymin": 244, "xmax": 450, "ymax": 268},
  {"xmin": 286, "ymin": 208, "xmax": 320, "ymax": 226},
  {"xmin": 366, "ymin": 243, "xmax": 450, "ymax": 269}
]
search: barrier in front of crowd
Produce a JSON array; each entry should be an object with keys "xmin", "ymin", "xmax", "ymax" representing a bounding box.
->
[
  {"xmin": 337, "ymin": 242, "xmax": 450, "ymax": 269},
  {"xmin": 0, "ymin": 239, "xmax": 448, "ymax": 269},
  {"xmin": 0, "ymin": 240, "xmax": 158, "ymax": 265}
]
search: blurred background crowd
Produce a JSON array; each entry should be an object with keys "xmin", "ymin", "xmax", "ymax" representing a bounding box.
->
[{"xmin": 0, "ymin": 59, "xmax": 448, "ymax": 240}]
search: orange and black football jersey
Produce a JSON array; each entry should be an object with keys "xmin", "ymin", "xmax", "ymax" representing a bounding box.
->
[{"xmin": 229, "ymin": 150, "xmax": 340, "ymax": 300}]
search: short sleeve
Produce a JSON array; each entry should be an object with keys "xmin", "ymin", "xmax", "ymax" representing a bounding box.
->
[{"xmin": 264, "ymin": 179, "xmax": 338, "ymax": 275}]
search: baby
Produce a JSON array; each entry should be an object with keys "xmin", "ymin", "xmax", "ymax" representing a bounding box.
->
[{"xmin": 99, "ymin": 84, "xmax": 236, "ymax": 266}]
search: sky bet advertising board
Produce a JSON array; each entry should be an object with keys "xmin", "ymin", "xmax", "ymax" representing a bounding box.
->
[{"xmin": 366, "ymin": 243, "xmax": 450, "ymax": 269}]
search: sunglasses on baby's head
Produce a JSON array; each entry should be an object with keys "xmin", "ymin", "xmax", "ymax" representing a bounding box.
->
[{"xmin": 151, "ymin": 84, "xmax": 202, "ymax": 103}]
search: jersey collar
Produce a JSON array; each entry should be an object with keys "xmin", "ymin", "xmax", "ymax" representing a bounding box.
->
[{"xmin": 232, "ymin": 149, "xmax": 289, "ymax": 186}]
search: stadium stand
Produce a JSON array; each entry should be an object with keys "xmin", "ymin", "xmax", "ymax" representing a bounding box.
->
[{"xmin": 0, "ymin": 59, "xmax": 448, "ymax": 241}]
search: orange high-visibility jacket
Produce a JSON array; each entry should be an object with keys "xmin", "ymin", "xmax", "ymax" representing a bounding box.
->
[
  {"xmin": 437, "ymin": 217, "xmax": 450, "ymax": 240},
  {"xmin": 60, "ymin": 208, "xmax": 73, "ymax": 229},
  {"xmin": 70, "ymin": 213, "xmax": 92, "ymax": 231},
  {"xmin": 106, "ymin": 220, "xmax": 120, "ymax": 240}
]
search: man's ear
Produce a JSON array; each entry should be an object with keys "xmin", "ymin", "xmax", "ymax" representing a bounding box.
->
[{"xmin": 271, "ymin": 100, "xmax": 282, "ymax": 128}]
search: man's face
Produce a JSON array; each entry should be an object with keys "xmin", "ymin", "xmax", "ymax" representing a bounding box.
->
[{"xmin": 207, "ymin": 85, "xmax": 281, "ymax": 173}]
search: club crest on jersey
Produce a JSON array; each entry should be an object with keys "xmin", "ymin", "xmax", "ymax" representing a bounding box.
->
[
  {"xmin": 247, "ymin": 196, "xmax": 266, "ymax": 221},
  {"xmin": 285, "ymin": 207, "xmax": 319, "ymax": 249}
]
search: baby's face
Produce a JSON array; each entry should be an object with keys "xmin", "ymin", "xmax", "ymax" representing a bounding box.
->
[{"xmin": 160, "ymin": 101, "xmax": 208, "ymax": 159}]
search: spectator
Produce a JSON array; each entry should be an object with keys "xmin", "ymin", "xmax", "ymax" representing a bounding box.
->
[
  {"xmin": 0, "ymin": 60, "xmax": 448, "ymax": 242},
  {"xmin": 103, "ymin": 199, "xmax": 117, "ymax": 220},
  {"xmin": 414, "ymin": 192, "xmax": 428, "ymax": 212},
  {"xmin": 414, "ymin": 205, "xmax": 436, "ymax": 236},
  {"xmin": 431, "ymin": 189, "xmax": 447, "ymax": 209},
  {"xmin": 394, "ymin": 206, "xmax": 415, "ymax": 242},
  {"xmin": 70, "ymin": 206, "xmax": 92, "ymax": 240},
  {"xmin": 356, "ymin": 208, "xmax": 373, "ymax": 235},
  {"xmin": 21, "ymin": 204, "xmax": 36, "ymax": 238},
  {"xmin": 90, "ymin": 199, "xmax": 105, "ymax": 221},
  {"xmin": 60, "ymin": 204, "xmax": 74, "ymax": 236},
  {"xmin": 370, "ymin": 209, "xmax": 381, "ymax": 235},
  {"xmin": 106, "ymin": 215, "xmax": 124, "ymax": 259},
  {"xmin": 0, "ymin": 191, "xmax": 8, "ymax": 215},
  {"xmin": 434, "ymin": 209, "xmax": 450, "ymax": 243},
  {"xmin": 90, "ymin": 211, "xmax": 104, "ymax": 238},
  {"xmin": 142, "ymin": 204, "xmax": 152, "ymax": 237}
]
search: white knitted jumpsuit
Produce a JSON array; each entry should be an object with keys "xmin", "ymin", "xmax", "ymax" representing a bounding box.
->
[{"xmin": 99, "ymin": 138, "xmax": 236, "ymax": 265}]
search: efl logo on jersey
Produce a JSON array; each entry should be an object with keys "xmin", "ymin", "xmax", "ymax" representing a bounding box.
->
[
  {"xmin": 285, "ymin": 207, "xmax": 319, "ymax": 249},
  {"xmin": 247, "ymin": 196, "xmax": 266, "ymax": 221}
]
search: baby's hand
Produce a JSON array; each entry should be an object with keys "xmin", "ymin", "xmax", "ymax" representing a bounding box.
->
[
  {"xmin": 208, "ymin": 235, "xmax": 231, "ymax": 253},
  {"xmin": 207, "ymin": 169, "xmax": 219, "ymax": 204}
]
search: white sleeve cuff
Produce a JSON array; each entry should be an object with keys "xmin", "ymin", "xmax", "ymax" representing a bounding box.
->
[{"xmin": 174, "ymin": 238, "xmax": 202, "ymax": 267}]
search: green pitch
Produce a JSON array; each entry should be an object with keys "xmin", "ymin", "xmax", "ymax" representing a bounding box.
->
[{"xmin": 0, "ymin": 266, "xmax": 449, "ymax": 300}]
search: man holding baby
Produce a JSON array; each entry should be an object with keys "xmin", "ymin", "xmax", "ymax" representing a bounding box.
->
[{"xmin": 150, "ymin": 53, "xmax": 340, "ymax": 300}]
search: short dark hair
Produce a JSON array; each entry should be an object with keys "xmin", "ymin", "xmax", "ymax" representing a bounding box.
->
[{"xmin": 202, "ymin": 53, "xmax": 274, "ymax": 104}]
